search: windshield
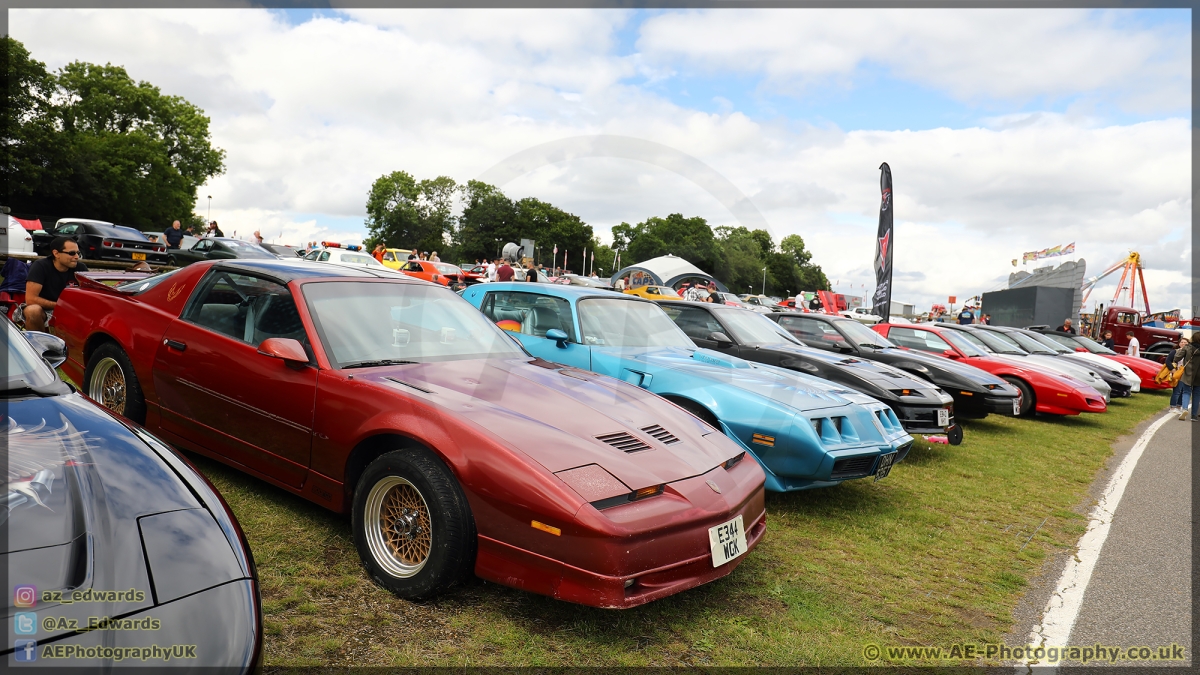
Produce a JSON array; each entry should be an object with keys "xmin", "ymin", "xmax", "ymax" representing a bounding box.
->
[
  {"xmin": 91, "ymin": 223, "xmax": 148, "ymax": 240},
  {"xmin": 303, "ymin": 282, "xmax": 525, "ymax": 366},
  {"xmin": 836, "ymin": 318, "xmax": 895, "ymax": 348},
  {"xmin": 1009, "ymin": 330, "xmax": 1066, "ymax": 354},
  {"xmin": 714, "ymin": 308, "xmax": 798, "ymax": 345},
  {"xmin": 115, "ymin": 267, "xmax": 184, "ymax": 294},
  {"xmin": 1072, "ymin": 334, "xmax": 1115, "ymax": 354},
  {"xmin": 577, "ymin": 298, "xmax": 693, "ymax": 348},
  {"xmin": 941, "ymin": 330, "xmax": 990, "ymax": 357},
  {"xmin": 967, "ymin": 329, "xmax": 1025, "ymax": 354},
  {"xmin": 220, "ymin": 240, "xmax": 276, "ymax": 259},
  {"xmin": 339, "ymin": 252, "xmax": 384, "ymax": 266},
  {"xmin": 4, "ymin": 321, "xmax": 59, "ymax": 390}
]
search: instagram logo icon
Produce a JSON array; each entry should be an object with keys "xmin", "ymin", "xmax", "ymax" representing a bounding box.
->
[{"xmin": 13, "ymin": 585, "xmax": 36, "ymax": 608}]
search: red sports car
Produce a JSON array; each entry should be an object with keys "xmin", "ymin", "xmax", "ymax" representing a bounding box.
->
[
  {"xmin": 871, "ymin": 323, "xmax": 1107, "ymax": 417},
  {"xmin": 52, "ymin": 259, "xmax": 765, "ymax": 608},
  {"xmin": 1033, "ymin": 330, "xmax": 1172, "ymax": 391}
]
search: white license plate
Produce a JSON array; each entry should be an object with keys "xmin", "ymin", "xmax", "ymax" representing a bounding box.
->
[
  {"xmin": 1013, "ymin": 398, "xmax": 1021, "ymax": 415},
  {"xmin": 875, "ymin": 452, "xmax": 897, "ymax": 482},
  {"xmin": 708, "ymin": 515, "xmax": 747, "ymax": 567},
  {"xmin": 937, "ymin": 408, "xmax": 950, "ymax": 427}
]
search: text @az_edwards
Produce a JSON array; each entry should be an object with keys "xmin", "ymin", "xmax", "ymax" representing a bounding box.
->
[{"xmin": 862, "ymin": 642, "xmax": 1187, "ymax": 664}]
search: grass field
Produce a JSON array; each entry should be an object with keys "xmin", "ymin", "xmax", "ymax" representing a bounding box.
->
[{"xmin": 181, "ymin": 390, "xmax": 1171, "ymax": 667}]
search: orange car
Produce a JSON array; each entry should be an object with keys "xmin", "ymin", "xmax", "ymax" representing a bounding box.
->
[
  {"xmin": 396, "ymin": 259, "xmax": 464, "ymax": 286},
  {"xmin": 624, "ymin": 285, "xmax": 682, "ymax": 301}
]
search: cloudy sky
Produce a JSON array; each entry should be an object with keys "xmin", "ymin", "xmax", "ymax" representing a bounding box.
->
[{"xmin": 12, "ymin": 8, "xmax": 1192, "ymax": 314}]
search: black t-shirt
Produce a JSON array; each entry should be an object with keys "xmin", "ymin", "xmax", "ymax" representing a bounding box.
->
[
  {"xmin": 164, "ymin": 228, "xmax": 184, "ymax": 248},
  {"xmin": 1057, "ymin": 325, "xmax": 1076, "ymax": 334},
  {"xmin": 525, "ymin": 268, "xmax": 537, "ymax": 282},
  {"xmin": 28, "ymin": 256, "xmax": 89, "ymax": 303}
]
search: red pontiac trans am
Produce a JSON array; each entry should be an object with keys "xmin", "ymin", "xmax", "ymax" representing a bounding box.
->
[
  {"xmin": 871, "ymin": 322, "xmax": 1107, "ymax": 417},
  {"xmin": 51, "ymin": 259, "xmax": 765, "ymax": 608}
]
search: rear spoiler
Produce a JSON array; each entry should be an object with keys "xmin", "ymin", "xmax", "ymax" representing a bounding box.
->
[{"xmin": 75, "ymin": 271, "xmax": 153, "ymax": 297}]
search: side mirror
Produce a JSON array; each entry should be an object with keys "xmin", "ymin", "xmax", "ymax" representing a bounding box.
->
[
  {"xmin": 709, "ymin": 332, "xmax": 734, "ymax": 348},
  {"xmin": 545, "ymin": 328, "xmax": 569, "ymax": 348},
  {"xmin": 257, "ymin": 337, "xmax": 309, "ymax": 365},
  {"xmin": 836, "ymin": 344, "xmax": 854, "ymax": 354},
  {"xmin": 941, "ymin": 349, "xmax": 959, "ymax": 359},
  {"xmin": 1075, "ymin": 347, "xmax": 1087, "ymax": 352},
  {"xmin": 23, "ymin": 331, "xmax": 67, "ymax": 369}
]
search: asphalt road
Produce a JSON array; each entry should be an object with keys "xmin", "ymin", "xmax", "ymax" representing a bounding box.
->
[{"xmin": 1059, "ymin": 412, "xmax": 1191, "ymax": 667}]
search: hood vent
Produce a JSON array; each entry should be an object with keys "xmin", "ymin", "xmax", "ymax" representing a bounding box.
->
[
  {"xmin": 640, "ymin": 424, "xmax": 680, "ymax": 445},
  {"xmin": 595, "ymin": 431, "xmax": 651, "ymax": 454}
]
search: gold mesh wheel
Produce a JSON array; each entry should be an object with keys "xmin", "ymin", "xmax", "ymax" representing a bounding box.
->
[
  {"xmin": 88, "ymin": 357, "xmax": 127, "ymax": 414},
  {"xmin": 364, "ymin": 476, "xmax": 432, "ymax": 578}
]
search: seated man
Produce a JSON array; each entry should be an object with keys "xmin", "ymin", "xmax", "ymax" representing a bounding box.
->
[{"xmin": 24, "ymin": 236, "xmax": 88, "ymax": 332}]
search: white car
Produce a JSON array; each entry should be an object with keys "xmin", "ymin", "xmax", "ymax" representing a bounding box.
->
[
  {"xmin": 3, "ymin": 215, "xmax": 35, "ymax": 255},
  {"xmin": 840, "ymin": 307, "xmax": 883, "ymax": 324},
  {"xmin": 304, "ymin": 247, "xmax": 389, "ymax": 270}
]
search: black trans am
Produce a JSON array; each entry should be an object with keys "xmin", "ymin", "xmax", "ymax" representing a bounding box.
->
[
  {"xmin": 766, "ymin": 312, "xmax": 1021, "ymax": 420},
  {"xmin": 660, "ymin": 302, "xmax": 963, "ymax": 443},
  {"xmin": 167, "ymin": 237, "xmax": 279, "ymax": 267},
  {"xmin": 3, "ymin": 319, "xmax": 261, "ymax": 670}
]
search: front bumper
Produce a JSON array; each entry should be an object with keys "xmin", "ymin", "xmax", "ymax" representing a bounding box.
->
[
  {"xmin": 891, "ymin": 401, "xmax": 955, "ymax": 435},
  {"xmin": 473, "ymin": 461, "xmax": 767, "ymax": 609}
]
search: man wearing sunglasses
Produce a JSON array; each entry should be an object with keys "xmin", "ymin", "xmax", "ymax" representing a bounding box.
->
[{"xmin": 23, "ymin": 236, "xmax": 88, "ymax": 332}]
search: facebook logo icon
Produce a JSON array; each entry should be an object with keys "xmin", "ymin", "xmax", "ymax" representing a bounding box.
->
[{"xmin": 14, "ymin": 639, "xmax": 37, "ymax": 662}]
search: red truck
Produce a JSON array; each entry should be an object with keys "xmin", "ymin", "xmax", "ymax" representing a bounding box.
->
[{"xmin": 1086, "ymin": 305, "xmax": 1181, "ymax": 361}]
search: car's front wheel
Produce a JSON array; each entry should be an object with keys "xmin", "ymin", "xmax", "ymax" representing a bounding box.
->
[
  {"xmin": 1002, "ymin": 377, "xmax": 1035, "ymax": 417},
  {"xmin": 85, "ymin": 343, "xmax": 147, "ymax": 423},
  {"xmin": 352, "ymin": 448, "xmax": 476, "ymax": 600}
]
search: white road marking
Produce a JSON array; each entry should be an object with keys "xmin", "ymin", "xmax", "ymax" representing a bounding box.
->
[{"xmin": 1020, "ymin": 410, "xmax": 1176, "ymax": 669}]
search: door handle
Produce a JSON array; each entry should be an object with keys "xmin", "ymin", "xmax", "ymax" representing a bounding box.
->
[{"xmin": 164, "ymin": 339, "xmax": 187, "ymax": 351}]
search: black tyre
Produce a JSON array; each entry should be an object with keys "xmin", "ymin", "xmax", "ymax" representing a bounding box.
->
[
  {"xmin": 168, "ymin": 255, "xmax": 179, "ymax": 267},
  {"xmin": 84, "ymin": 342, "xmax": 147, "ymax": 424},
  {"xmin": 1002, "ymin": 377, "xmax": 1035, "ymax": 417},
  {"xmin": 669, "ymin": 397, "xmax": 721, "ymax": 430},
  {"xmin": 946, "ymin": 424, "xmax": 964, "ymax": 445},
  {"xmin": 352, "ymin": 448, "xmax": 476, "ymax": 601}
]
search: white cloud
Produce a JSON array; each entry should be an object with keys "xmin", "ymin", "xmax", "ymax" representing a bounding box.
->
[
  {"xmin": 637, "ymin": 9, "xmax": 1189, "ymax": 111},
  {"xmin": 10, "ymin": 8, "xmax": 1191, "ymax": 315}
]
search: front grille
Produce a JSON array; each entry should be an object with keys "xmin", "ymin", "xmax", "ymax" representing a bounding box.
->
[
  {"xmin": 596, "ymin": 432, "xmax": 651, "ymax": 453},
  {"xmin": 831, "ymin": 456, "xmax": 875, "ymax": 479},
  {"xmin": 640, "ymin": 424, "xmax": 679, "ymax": 445}
]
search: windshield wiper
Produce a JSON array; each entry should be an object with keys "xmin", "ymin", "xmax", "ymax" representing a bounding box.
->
[
  {"xmin": 342, "ymin": 359, "xmax": 419, "ymax": 369},
  {"xmin": 859, "ymin": 343, "xmax": 887, "ymax": 349}
]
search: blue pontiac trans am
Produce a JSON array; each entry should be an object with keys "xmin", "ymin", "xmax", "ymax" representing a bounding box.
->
[{"xmin": 463, "ymin": 283, "xmax": 913, "ymax": 491}]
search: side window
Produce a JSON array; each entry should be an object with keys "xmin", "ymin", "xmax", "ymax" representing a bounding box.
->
[
  {"xmin": 194, "ymin": 240, "xmax": 213, "ymax": 252},
  {"xmin": 1117, "ymin": 312, "xmax": 1138, "ymax": 325},
  {"xmin": 481, "ymin": 291, "xmax": 575, "ymax": 341},
  {"xmin": 304, "ymin": 250, "xmax": 319, "ymax": 261},
  {"xmin": 403, "ymin": 262, "xmax": 423, "ymax": 272},
  {"xmin": 670, "ymin": 306, "xmax": 723, "ymax": 340},
  {"xmin": 382, "ymin": 252, "xmax": 395, "ymax": 262},
  {"xmin": 318, "ymin": 251, "xmax": 331, "ymax": 262},
  {"xmin": 184, "ymin": 271, "xmax": 307, "ymax": 347},
  {"xmin": 777, "ymin": 316, "xmax": 841, "ymax": 346},
  {"xmin": 889, "ymin": 327, "xmax": 951, "ymax": 353},
  {"xmin": 57, "ymin": 224, "xmax": 80, "ymax": 235}
]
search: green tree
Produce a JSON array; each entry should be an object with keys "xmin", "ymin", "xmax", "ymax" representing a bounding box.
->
[
  {"xmin": 514, "ymin": 197, "xmax": 592, "ymax": 271},
  {"xmin": 365, "ymin": 171, "xmax": 458, "ymax": 255},
  {"xmin": 453, "ymin": 180, "xmax": 518, "ymax": 262},
  {"xmin": 617, "ymin": 213, "xmax": 720, "ymax": 274},
  {"xmin": 3, "ymin": 40, "xmax": 226, "ymax": 230}
]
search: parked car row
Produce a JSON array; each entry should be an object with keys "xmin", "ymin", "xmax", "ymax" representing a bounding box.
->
[{"xmin": 18, "ymin": 251, "xmax": 1160, "ymax": 665}]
